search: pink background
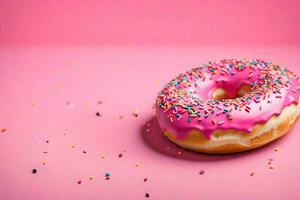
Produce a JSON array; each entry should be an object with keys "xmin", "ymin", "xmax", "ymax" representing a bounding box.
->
[{"xmin": 0, "ymin": 1, "xmax": 300, "ymax": 200}]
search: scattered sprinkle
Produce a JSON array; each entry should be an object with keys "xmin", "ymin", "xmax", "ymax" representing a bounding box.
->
[
  {"xmin": 77, "ymin": 180, "xmax": 82, "ymax": 184},
  {"xmin": 83, "ymin": 150, "xmax": 87, "ymax": 154},
  {"xmin": 66, "ymin": 101, "xmax": 74, "ymax": 107},
  {"xmin": 101, "ymin": 154, "xmax": 106, "ymax": 159},
  {"xmin": 177, "ymin": 151, "xmax": 182, "ymax": 156},
  {"xmin": 274, "ymin": 148, "xmax": 278, "ymax": 152},
  {"xmin": 89, "ymin": 176, "xmax": 94, "ymax": 180},
  {"xmin": 132, "ymin": 108, "xmax": 139, "ymax": 117},
  {"xmin": 96, "ymin": 112, "xmax": 101, "ymax": 117},
  {"xmin": 250, "ymin": 172, "xmax": 254, "ymax": 176},
  {"xmin": 145, "ymin": 193, "xmax": 150, "ymax": 198},
  {"xmin": 1, "ymin": 129, "xmax": 7, "ymax": 133},
  {"xmin": 32, "ymin": 169, "xmax": 37, "ymax": 174},
  {"xmin": 135, "ymin": 162, "xmax": 140, "ymax": 167},
  {"xmin": 199, "ymin": 170, "xmax": 205, "ymax": 175},
  {"xmin": 144, "ymin": 178, "xmax": 148, "ymax": 182},
  {"xmin": 105, "ymin": 172, "xmax": 110, "ymax": 180},
  {"xmin": 118, "ymin": 153, "xmax": 123, "ymax": 158}
]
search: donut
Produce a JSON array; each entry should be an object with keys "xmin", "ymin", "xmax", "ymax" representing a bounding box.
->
[{"xmin": 156, "ymin": 59, "xmax": 300, "ymax": 154}]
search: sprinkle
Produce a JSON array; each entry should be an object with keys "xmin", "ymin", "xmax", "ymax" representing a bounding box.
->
[
  {"xmin": 212, "ymin": 118, "xmax": 217, "ymax": 125},
  {"xmin": 218, "ymin": 120, "xmax": 224, "ymax": 125},
  {"xmin": 119, "ymin": 115, "xmax": 124, "ymax": 119},
  {"xmin": 145, "ymin": 129, "xmax": 150, "ymax": 133},
  {"xmin": 66, "ymin": 101, "xmax": 74, "ymax": 107},
  {"xmin": 144, "ymin": 178, "xmax": 148, "ymax": 182},
  {"xmin": 1, "ymin": 128, "xmax": 7, "ymax": 133},
  {"xmin": 77, "ymin": 180, "xmax": 82, "ymax": 184},
  {"xmin": 250, "ymin": 172, "xmax": 254, "ymax": 176},
  {"xmin": 248, "ymin": 72, "xmax": 254, "ymax": 79},
  {"xmin": 269, "ymin": 166, "xmax": 274, "ymax": 169},
  {"xmin": 199, "ymin": 170, "xmax": 205, "ymax": 175},
  {"xmin": 132, "ymin": 108, "xmax": 139, "ymax": 117},
  {"xmin": 105, "ymin": 172, "xmax": 110, "ymax": 177},
  {"xmin": 32, "ymin": 169, "xmax": 37, "ymax": 174},
  {"xmin": 101, "ymin": 154, "xmax": 106, "ymax": 159},
  {"xmin": 135, "ymin": 162, "xmax": 140, "ymax": 167},
  {"xmin": 145, "ymin": 193, "xmax": 150, "ymax": 198},
  {"xmin": 98, "ymin": 101, "xmax": 102, "ymax": 104},
  {"xmin": 42, "ymin": 161, "xmax": 47, "ymax": 165},
  {"xmin": 70, "ymin": 145, "xmax": 76, "ymax": 148},
  {"xmin": 83, "ymin": 150, "xmax": 87, "ymax": 154},
  {"xmin": 275, "ymin": 95, "xmax": 282, "ymax": 98},
  {"xmin": 118, "ymin": 153, "xmax": 123, "ymax": 158},
  {"xmin": 177, "ymin": 151, "xmax": 182, "ymax": 156},
  {"xmin": 89, "ymin": 176, "xmax": 94, "ymax": 180},
  {"xmin": 274, "ymin": 148, "xmax": 278, "ymax": 152},
  {"xmin": 96, "ymin": 112, "xmax": 101, "ymax": 117}
]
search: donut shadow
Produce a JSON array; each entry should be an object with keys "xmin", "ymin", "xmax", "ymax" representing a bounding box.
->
[{"xmin": 141, "ymin": 116, "xmax": 289, "ymax": 162}]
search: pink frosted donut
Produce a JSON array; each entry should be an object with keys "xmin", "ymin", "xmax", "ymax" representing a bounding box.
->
[{"xmin": 156, "ymin": 59, "xmax": 300, "ymax": 153}]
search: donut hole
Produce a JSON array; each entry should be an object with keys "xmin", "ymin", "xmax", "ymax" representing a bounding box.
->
[{"xmin": 212, "ymin": 85, "xmax": 252, "ymax": 100}]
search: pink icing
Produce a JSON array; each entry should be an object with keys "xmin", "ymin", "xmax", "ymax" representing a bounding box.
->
[{"xmin": 156, "ymin": 59, "xmax": 300, "ymax": 139}]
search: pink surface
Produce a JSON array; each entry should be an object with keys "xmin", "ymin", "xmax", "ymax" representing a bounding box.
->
[
  {"xmin": 0, "ymin": 0, "xmax": 300, "ymax": 45},
  {"xmin": 1, "ymin": 0, "xmax": 300, "ymax": 199},
  {"xmin": 0, "ymin": 46, "xmax": 300, "ymax": 199}
]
